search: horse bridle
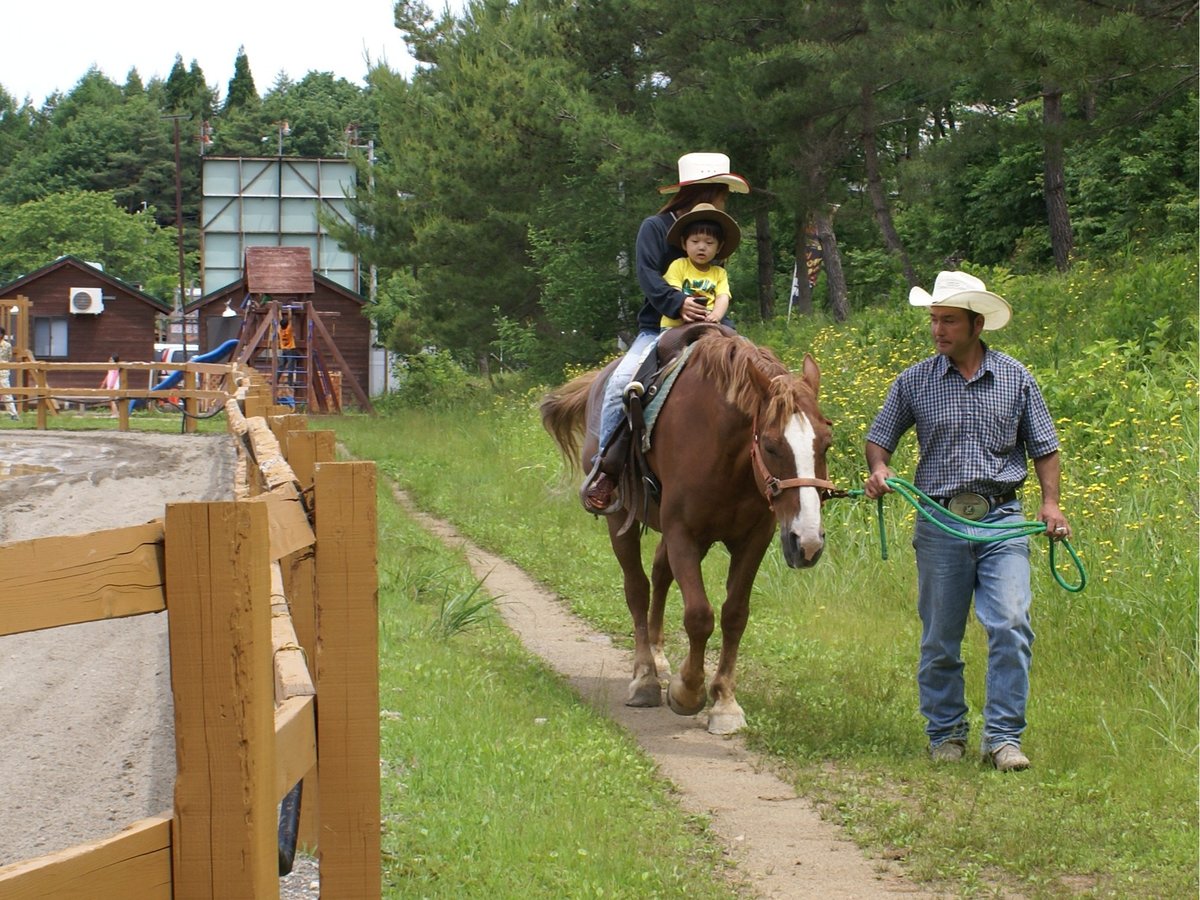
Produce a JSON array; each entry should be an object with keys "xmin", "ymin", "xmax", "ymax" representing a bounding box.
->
[{"xmin": 750, "ymin": 417, "xmax": 847, "ymax": 508}]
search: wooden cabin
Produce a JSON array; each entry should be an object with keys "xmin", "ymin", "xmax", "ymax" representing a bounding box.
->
[
  {"xmin": 0, "ymin": 256, "xmax": 173, "ymax": 390},
  {"xmin": 189, "ymin": 247, "xmax": 373, "ymax": 411}
]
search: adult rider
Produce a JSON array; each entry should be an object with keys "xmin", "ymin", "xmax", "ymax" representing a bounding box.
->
[{"xmin": 582, "ymin": 152, "xmax": 751, "ymax": 514}]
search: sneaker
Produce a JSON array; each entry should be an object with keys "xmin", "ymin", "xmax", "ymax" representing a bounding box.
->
[
  {"xmin": 929, "ymin": 739, "xmax": 966, "ymax": 763},
  {"xmin": 985, "ymin": 743, "xmax": 1030, "ymax": 772},
  {"xmin": 8, "ymin": 414, "xmax": 17, "ymax": 421}
]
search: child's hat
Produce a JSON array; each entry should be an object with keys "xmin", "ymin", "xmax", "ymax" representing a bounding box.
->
[
  {"xmin": 667, "ymin": 203, "xmax": 742, "ymax": 258},
  {"xmin": 659, "ymin": 153, "xmax": 750, "ymax": 194}
]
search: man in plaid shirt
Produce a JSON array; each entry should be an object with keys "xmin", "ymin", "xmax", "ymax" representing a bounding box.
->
[{"xmin": 864, "ymin": 272, "xmax": 1072, "ymax": 772}]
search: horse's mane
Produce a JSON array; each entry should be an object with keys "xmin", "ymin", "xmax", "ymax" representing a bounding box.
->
[{"xmin": 685, "ymin": 333, "xmax": 815, "ymax": 421}]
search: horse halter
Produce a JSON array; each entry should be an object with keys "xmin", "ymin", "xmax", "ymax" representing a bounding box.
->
[{"xmin": 750, "ymin": 415, "xmax": 840, "ymax": 509}]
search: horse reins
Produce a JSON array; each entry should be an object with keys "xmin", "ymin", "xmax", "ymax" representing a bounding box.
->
[{"xmin": 825, "ymin": 476, "xmax": 1087, "ymax": 593}]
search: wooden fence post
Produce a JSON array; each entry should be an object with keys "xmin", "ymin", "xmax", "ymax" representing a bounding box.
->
[
  {"xmin": 166, "ymin": 501, "xmax": 277, "ymax": 899},
  {"xmin": 313, "ymin": 461, "xmax": 380, "ymax": 899}
]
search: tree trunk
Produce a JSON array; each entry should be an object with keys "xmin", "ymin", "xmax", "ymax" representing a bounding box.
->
[
  {"xmin": 1042, "ymin": 86, "xmax": 1074, "ymax": 272},
  {"xmin": 861, "ymin": 85, "xmax": 918, "ymax": 287},
  {"xmin": 814, "ymin": 209, "xmax": 848, "ymax": 322},
  {"xmin": 755, "ymin": 204, "xmax": 775, "ymax": 321},
  {"xmin": 791, "ymin": 217, "xmax": 813, "ymax": 317}
]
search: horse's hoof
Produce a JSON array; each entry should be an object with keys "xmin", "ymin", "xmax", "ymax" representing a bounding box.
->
[
  {"xmin": 666, "ymin": 677, "xmax": 706, "ymax": 717},
  {"xmin": 626, "ymin": 676, "xmax": 662, "ymax": 708},
  {"xmin": 706, "ymin": 710, "xmax": 746, "ymax": 735}
]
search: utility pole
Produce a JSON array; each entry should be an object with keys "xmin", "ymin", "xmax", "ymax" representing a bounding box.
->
[{"xmin": 163, "ymin": 113, "xmax": 191, "ymax": 358}]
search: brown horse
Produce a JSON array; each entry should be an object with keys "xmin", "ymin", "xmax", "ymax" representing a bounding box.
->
[{"xmin": 540, "ymin": 329, "xmax": 834, "ymax": 734}]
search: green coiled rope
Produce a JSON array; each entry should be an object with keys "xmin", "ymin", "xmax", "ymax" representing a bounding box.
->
[{"xmin": 842, "ymin": 476, "xmax": 1086, "ymax": 593}]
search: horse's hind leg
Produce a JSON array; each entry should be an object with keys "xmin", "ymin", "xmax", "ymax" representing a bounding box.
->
[
  {"xmin": 609, "ymin": 521, "xmax": 662, "ymax": 707},
  {"xmin": 648, "ymin": 539, "xmax": 673, "ymax": 679}
]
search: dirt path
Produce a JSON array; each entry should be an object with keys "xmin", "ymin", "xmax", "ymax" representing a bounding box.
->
[{"xmin": 392, "ymin": 485, "xmax": 942, "ymax": 899}]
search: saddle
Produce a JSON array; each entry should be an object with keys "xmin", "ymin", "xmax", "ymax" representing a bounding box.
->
[{"xmin": 599, "ymin": 322, "xmax": 735, "ymax": 531}]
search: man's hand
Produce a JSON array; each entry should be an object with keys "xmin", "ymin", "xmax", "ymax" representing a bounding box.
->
[
  {"xmin": 864, "ymin": 466, "xmax": 895, "ymax": 500},
  {"xmin": 863, "ymin": 441, "xmax": 895, "ymax": 500},
  {"xmin": 1039, "ymin": 502, "xmax": 1072, "ymax": 541}
]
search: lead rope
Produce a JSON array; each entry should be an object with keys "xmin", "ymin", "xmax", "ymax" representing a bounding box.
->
[{"xmin": 840, "ymin": 477, "xmax": 1086, "ymax": 593}]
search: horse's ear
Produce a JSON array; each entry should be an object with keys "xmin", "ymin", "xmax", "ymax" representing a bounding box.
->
[{"xmin": 802, "ymin": 353, "xmax": 820, "ymax": 394}]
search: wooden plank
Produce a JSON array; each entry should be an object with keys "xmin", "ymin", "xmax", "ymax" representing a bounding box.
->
[
  {"xmin": 0, "ymin": 522, "xmax": 165, "ymax": 636},
  {"xmin": 165, "ymin": 502, "xmax": 277, "ymax": 900},
  {"xmin": 275, "ymin": 695, "xmax": 317, "ymax": 803},
  {"xmin": 269, "ymin": 412, "xmax": 307, "ymax": 449},
  {"xmin": 247, "ymin": 482, "xmax": 315, "ymax": 561},
  {"xmin": 0, "ymin": 813, "xmax": 171, "ymax": 899},
  {"xmin": 282, "ymin": 541, "xmax": 321, "ymax": 850},
  {"xmin": 314, "ymin": 461, "xmax": 380, "ymax": 899},
  {"xmin": 271, "ymin": 562, "xmax": 315, "ymax": 701},
  {"xmin": 245, "ymin": 416, "xmax": 299, "ymax": 491},
  {"xmin": 285, "ymin": 429, "xmax": 336, "ymax": 494}
]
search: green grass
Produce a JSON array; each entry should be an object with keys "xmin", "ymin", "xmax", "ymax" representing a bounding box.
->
[
  {"xmin": 323, "ymin": 252, "xmax": 1198, "ymax": 899},
  {"xmin": 368, "ymin": 470, "xmax": 743, "ymax": 898},
  {"xmin": 0, "ymin": 405, "xmax": 230, "ymax": 434}
]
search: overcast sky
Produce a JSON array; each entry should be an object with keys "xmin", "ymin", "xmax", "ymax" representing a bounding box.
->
[{"xmin": 1, "ymin": 0, "xmax": 449, "ymax": 105}]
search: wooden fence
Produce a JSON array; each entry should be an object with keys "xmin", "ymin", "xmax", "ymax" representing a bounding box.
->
[
  {"xmin": 2, "ymin": 359, "xmax": 241, "ymax": 433},
  {"xmin": 0, "ymin": 392, "xmax": 381, "ymax": 897}
]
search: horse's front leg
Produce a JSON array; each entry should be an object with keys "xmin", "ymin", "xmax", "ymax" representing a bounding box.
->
[
  {"xmin": 662, "ymin": 533, "xmax": 712, "ymax": 717},
  {"xmin": 609, "ymin": 521, "xmax": 662, "ymax": 707},
  {"xmin": 706, "ymin": 526, "xmax": 773, "ymax": 735},
  {"xmin": 648, "ymin": 539, "xmax": 673, "ymax": 680}
]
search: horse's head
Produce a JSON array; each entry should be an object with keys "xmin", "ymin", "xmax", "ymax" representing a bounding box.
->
[{"xmin": 753, "ymin": 354, "xmax": 832, "ymax": 568}]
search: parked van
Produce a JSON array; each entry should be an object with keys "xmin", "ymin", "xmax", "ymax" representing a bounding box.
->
[{"xmin": 148, "ymin": 343, "xmax": 192, "ymax": 389}]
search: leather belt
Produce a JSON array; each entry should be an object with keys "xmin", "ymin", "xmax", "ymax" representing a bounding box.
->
[{"xmin": 931, "ymin": 490, "xmax": 1017, "ymax": 521}]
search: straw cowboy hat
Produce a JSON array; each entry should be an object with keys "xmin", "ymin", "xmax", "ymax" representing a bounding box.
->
[
  {"xmin": 909, "ymin": 271, "xmax": 1012, "ymax": 331},
  {"xmin": 659, "ymin": 152, "xmax": 751, "ymax": 195},
  {"xmin": 666, "ymin": 203, "xmax": 742, "ymax": 258}
]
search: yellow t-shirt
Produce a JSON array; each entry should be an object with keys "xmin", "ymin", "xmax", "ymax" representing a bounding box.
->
[{"xmin": 660, "ymin": 258, "xmax": 730, "ymax": 328}]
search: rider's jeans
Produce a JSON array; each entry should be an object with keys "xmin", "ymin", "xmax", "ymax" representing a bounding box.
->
[
  {"xmin": 912, "ymin": 500, "xmax": 1033, "ymax": 751},
  {"xmin": 596, "ymin": 329, "xmax": 660, "ymax": 453}
]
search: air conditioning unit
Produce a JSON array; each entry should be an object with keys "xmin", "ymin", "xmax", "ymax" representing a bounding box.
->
[{"xmin": 69, "ymin": 287, "xmax": 104, "ymax": 314}]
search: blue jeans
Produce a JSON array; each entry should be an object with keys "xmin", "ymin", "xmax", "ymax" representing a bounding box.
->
[
  {"xmin": 597, "ymin": 329, "xmax": 660, "ymax": 453},
  {"xmin": 913, "ymin": 500, "xmax": 1033, "ymax": 751}
]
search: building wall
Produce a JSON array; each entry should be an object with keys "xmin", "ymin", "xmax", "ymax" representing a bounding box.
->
[{"xmin": 4, "ymin": 264, "xmax": 169, "ymax": 391}]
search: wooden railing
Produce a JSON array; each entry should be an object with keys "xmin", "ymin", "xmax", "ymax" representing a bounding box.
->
[
  {"xmin": 0, "ymin": 392, "xmax": 380, "ymax": 897},
  {"xmin": 1, "ymin": 360, "xmax": 242, "ymax": 433}
]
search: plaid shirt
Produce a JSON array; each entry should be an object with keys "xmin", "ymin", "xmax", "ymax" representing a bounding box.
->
[{"xmin": 866, "ymin": 344, "xmax": 1059, "ymax": 498}]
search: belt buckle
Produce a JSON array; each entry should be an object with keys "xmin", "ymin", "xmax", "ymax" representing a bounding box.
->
[{"xmin": 948, "ymin": 492, "xmax": 989, "ymax": 521}]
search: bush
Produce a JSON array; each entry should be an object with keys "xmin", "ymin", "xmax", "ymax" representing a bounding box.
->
[{"xmin": 383, "ymin": 350, "xmax": 482, "ymax": 409}]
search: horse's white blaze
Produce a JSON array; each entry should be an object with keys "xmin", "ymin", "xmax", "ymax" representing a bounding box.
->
[{"xmin": 783, "ymin": 413, "xmax": 824, "ymax": 556}]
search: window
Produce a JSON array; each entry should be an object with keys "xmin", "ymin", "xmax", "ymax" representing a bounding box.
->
[{"xmin": 33, "ymin": 317, "xmax": 69, "ymax": 358}]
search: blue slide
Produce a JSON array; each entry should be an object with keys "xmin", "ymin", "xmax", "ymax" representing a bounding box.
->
[{"xmin": 129, "ymin": 338, "xmax": 240, "ymax": 412}]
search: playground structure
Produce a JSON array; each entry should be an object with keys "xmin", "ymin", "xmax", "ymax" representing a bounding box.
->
[
  {"xmin": 232, "ymin": 298, "xmax": 373, "ymax": 414},
  {"xmin": 0, "ymin": 386, "xmax": 381, "ymax": 897}
]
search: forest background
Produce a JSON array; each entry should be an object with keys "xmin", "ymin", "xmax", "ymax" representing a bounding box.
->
[{"xmin": 0, "ymin": 0, "xmax": 1195, "ymax": 375}]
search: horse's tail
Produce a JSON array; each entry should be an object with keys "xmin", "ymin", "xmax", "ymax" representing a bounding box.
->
[{"xmin": 539, "ymin": 369, "xmax": 599, "ymax": 475}]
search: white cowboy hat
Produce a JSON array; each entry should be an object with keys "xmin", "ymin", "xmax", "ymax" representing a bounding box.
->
[
  {"xmin": 658, "ymin": 152, "xmax": 751, "ymax": 195},
  {"xmin": 908, "ymin": 271, "xmax": 1012, "ymax": 331},
  {"xmin": 666, "ymin": 203, "xmax": 742, "ymax": 257}
]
